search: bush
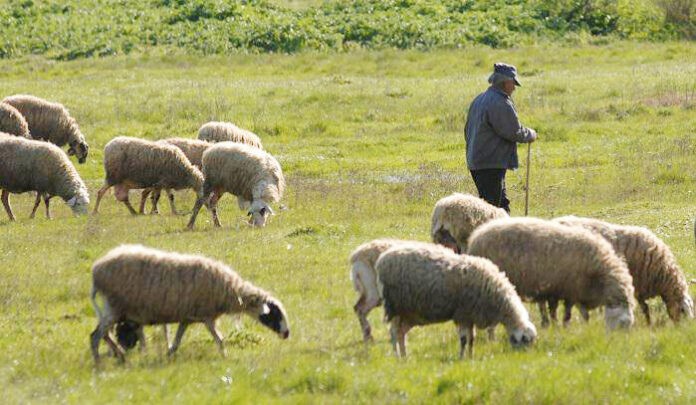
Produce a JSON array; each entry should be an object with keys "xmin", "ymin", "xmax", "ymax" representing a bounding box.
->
[{"xmin": 0, "ymin": 0, "xmax": 690, "ymax": 60}]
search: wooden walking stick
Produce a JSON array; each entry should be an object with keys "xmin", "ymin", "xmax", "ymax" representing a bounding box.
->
[{"xmin": 524, "ymin": 142, "xmax": 531, "ymax": 216}]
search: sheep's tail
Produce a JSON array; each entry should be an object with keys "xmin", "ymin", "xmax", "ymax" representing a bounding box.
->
[{"xmin": 90, "ymin": 285, "xmax": 103, "ymax": 319}]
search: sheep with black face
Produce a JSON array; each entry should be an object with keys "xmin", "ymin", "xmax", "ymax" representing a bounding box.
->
[{"xmin": 90, "ymin": 244, "xmax": 290, "ymax": 362}]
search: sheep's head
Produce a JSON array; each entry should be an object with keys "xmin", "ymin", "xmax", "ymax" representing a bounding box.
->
[
  {"xmin": 605, "ymin": 304, "xmax": 634, "ymax": 330},
  {"xmin": 247, "ymin": 200, "xmax": 273, "ymax": 227},
  {"xmin": 116, "ymin": 321, "xmax": 140, "ymax": 351},
  {"xmin": 508, "ymin": 320, "xmax": 536, "ymax": 348},
  {"xmin": 432, "ymin": 228, "xmax": 461, "ymax": 254},
  {"xmin": 249, "ymin": 298, "xmax": 290, "ymax": 339},
  {"xmin": 68, "ymin": 139, "xmax": 89, "ymax": 164},
  {"xmin": 666, "ymin": 294, "xmax": 694, "ymax": 322},
  {"xmin": 67, "ymin": 189, "xmax": 90, "ymax": 216}
]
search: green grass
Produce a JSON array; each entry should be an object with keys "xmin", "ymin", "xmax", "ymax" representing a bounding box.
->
[{"xmin": 1, "ymin": 41, "xmax": 695, "ymax": 403}]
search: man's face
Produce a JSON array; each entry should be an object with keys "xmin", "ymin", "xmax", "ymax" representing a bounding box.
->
[{"xmin": 503, "ymin": 79, "xmax": 516, "ymax": 96}]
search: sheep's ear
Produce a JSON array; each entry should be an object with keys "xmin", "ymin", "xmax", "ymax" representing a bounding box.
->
[{"xmin": 266, "ymin": 206, "xmax": 275, "ymax": 215}]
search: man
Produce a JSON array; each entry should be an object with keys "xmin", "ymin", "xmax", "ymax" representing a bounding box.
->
[{"xmin": 464, "ymin": 62, "xmax": 537, "ymax": 213}]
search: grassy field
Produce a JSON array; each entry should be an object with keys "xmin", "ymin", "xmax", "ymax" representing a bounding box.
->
[{"xmin": 1, "ymin": 42, "xmax": 695, "ymax": 403}]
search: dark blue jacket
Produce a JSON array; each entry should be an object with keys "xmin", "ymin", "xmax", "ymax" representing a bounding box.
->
[{"xmin": 465, "ymin": 87, "xmax": 536, "ymax": 170}]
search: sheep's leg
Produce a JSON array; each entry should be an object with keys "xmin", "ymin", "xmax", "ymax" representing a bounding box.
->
[
  {"xmin": 639, "ymin": 300, "xmax": 651, "ymax": 326},
  {"xmin": 538, "ymin": 301, "xmax": 550, "ymax": 328},
  {"xmin": 93, "ymin": 184, "xmax": 111, "ymax": 214},
  {"xmin": 397, "ymin": 321, "xmax": 411, "ymax": 358},
  {"xmin": 43, "ymin": 194, "xmax": 51, "ymax": 219},
  {"xmin": 548, "ymin": 298, "xmax": 559, "ymax": 324},
  {"xmin": 167, "ymin": 322, "xmax": 189, "ymax": 356},
  {"xmin": 90, "ymin": 321, "xmax": 124, "ymax": 363},
  {"xmin": 114, "ymin": 185, "xmax": 137, "ymax": 215},
  {"xmin": 563, "ymin": 301, "xmax": 573, "ymax": 326},
  {"xmin": 187, "ymin": 186, "xmax": 211, "ymax": 230},
  {"xmin": 204, "ymin": 320, "xmax": 226, "ymax": 357},
  {"xmin": 487, "ymin": 326, "xmax": 495, "ymax": 341},
  {"xmin": 353, "ymin": 296, "xmax": 374, "ymax": 343},
  {"xmin": 104, "ymin": 333, "xmax": 125, "ymax": 362},
  {"xmin": 389, "ymin": 318, "xmax": 411, "ymax": 358},
  {"xmin": 209, "ymin": 190, "xmax": 222, "ymax": 227},
  {"xmin": 139, "ymin": 189, "xmax": 152, "ymax": 214},
  {"xmin": 152, "ymin": 189, "xmax": 164, "ymax": 215},
  {"xmin": 389, "ymin": 318, "xmax": 400, "ymax": 357},
  {"xmin": 579, "ymin": 305, "xmax": 590, "ymax": 322},
  {"xmin": 30, "ymin": 193, "xmax": 41, "ymax": 219},
  {"xmin": 166, "ymin": 190, "xmax": 178, "ymax": 215},
  {"xmin": 162, "ymin": 325, "xmax": 169, "ymax": 347},
  {"xmin": 457, "ymin": 324, "xmax": 476, "ymax": 359},
  {"xmin": 1, "ymin": 190, "xmax": 15, "ymax": 221}
]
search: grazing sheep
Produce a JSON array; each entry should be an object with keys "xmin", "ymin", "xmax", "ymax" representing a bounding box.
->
[
  {"xmin": 468, "ymin": 217, "xmax": 636, "ymax": 330},
  {"xmin": 431, "ymin": 193, "xmax": 508, "ymax": 253},
  {"xmin": 554, "ymin": 215, "xmax": 694, "ymax": 325},
  {"xmin": 93, "ymin": 136, "xmax": 204, "ymax": 216},
  {"xmin": 2, "ymin": 94, "xmax": 89, "ymax": 163},
  {"xmin": 198, "ymin": 121, "xmax": 263, "ymax": 149},
  {"xmin": 349, "ymin": 239, "xmax": 420, "ymax": 342},
  {"xmin": 0, "ymin": 133, "xmax": 89, "ymax": 220},
  {"xmin": 187, "ymin": 142, "xmax": 284, "ymax": 229},
  {"xmin": 90, "ymin": 244, "xmax": 290, "ymax": 362},
  {"xmin": 376, "ymin": 242, "xmax": 536, "ymax": 358},
  {"xmin": 139, "ymin": 138, "xmax": 213, "ymax": 215},
  {"xmin": 0, "ymin": 102, "xmax": 30, "ymax": 138}
]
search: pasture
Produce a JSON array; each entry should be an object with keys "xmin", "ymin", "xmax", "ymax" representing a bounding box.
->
[{"xmin": 1, "ymin": 42, "xmax": 695, "ymax": 402}]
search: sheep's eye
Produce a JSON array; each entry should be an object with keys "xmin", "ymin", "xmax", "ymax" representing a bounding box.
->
[
  {"xmin": 259, "ymin": 207, "xmax": 267, "ymax": 216},
  {"xmin": 247, "ymin": 211, "xmax": 253, "ymax": 217}
]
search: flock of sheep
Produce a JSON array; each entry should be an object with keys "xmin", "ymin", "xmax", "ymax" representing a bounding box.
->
[
  {"xmin": 0, "ymin": 95, "xmax": 693, "ymax": 363},
  {"xmin": 350, "ymin": 193, "xmax": 694, "ymax": 357}
]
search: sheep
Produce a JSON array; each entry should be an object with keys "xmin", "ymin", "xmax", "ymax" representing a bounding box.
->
[
  {"xmin": 90, "ymin": 244, "xmax": 290, "ymax": 362},
  {"xmin": 431, "ymin": 193, "xmax": 508, "ymax": 253},
  {"xmin": 349, "ymin": 239, "xmax": 421, "ymax": 342},
  {"xmin": 467, "ymin": 217, "xmax": 636, "ymax": 330},
  {"xmin": 198, "ymin": 121, "xmax": 263, "ymax": 149},
  {"xmin": 187, "ymin": 142, "xmax": 284, "ymax": 229},
  {"xmin": 553, "ymin": 215, "xmax": 694, "ymax": 325},
  {"xmin": 0, "ymin": 133, "xmax": 89, "ymax": 220},
  {"xmin": 375, "ymin": 242, "xmax": 536, "ymax": 358},
  {"xmin": 138, "ymin": 138, "xmax": 213, "ymax": 215},
  {"xmin": 93, "ymin": 136, "xmax": 204, "ymax": 216},
  {"xmin": 2, "ymin": 94, "xmax": 89, "ymax": 163},
  {"xmin": 0, "ymin": 102, "xmax": 30, "ymax": 138}
]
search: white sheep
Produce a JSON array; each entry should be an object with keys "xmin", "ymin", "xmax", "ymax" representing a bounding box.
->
[
  {"xmin": 349, "ymin": 239, "xmax": 420, "ymax": 342},
  {"xmin": 198, "ymin": 121, "xmax": 263, "ymax": 149},
  {"xmin": 553, "ymin": 215, "xmax": 694, "ymax": 325},
  {"xmin": 467, "ymin": 217, "xmax": 636, "ymax": 330},
  {"xmin": 3, "ymin": 95, "xmax": 91, "ymax": 217},
  {"xmin": 0, "ymin": 102, "xmax": 30, "ymax": 138},
  {"xmin": 2, "ymin": 94, "xmax": 89, "ymax": 163},
  {"xmin": 0, "ymin": 133, "xmax": 89, "ymax": 220},
  {"xmin": 187, "ymin": 142, "xmax": 284, "ymax": 229},
  {"xmin": 431, "ymin": 192, "xmax": 508, "ymax": 253},
  {"xmin": 138, "ymin": 138, "xmax": 213, "ymax": 215},
  {"xmin": 90, "ymin": 244, "xmax": 290, "ymax": 362},
  {"xmin": 376, "ymin": 242, "xmax": 536, "ymax": 358},
  {"xmin": 93, "ymin": 136, "xmax": 204, "ymax": 216}
]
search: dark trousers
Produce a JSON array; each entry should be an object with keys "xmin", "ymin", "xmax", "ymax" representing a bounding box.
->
[{"xmin": 470, "ymin": 169, "xmax": 510, "ymax": 213}]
